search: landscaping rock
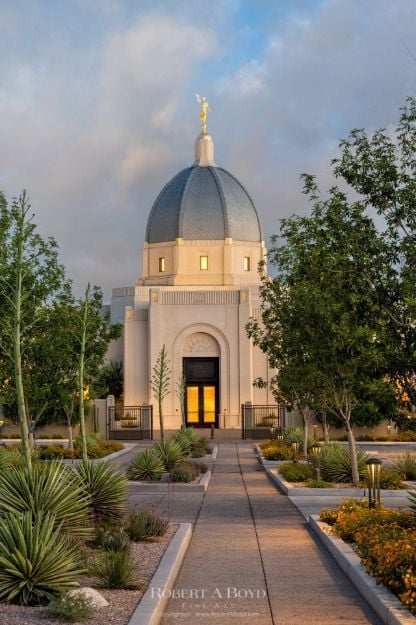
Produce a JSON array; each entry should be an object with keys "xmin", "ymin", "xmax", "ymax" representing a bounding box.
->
[{"xmin": 69, "ymin": 587, "xmax": 109, "ymax": 608}]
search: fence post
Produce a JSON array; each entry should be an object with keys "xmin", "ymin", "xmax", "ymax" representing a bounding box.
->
[{"xmin": 106, "ymin": 395, "xmax": 115, "ymax": 440}]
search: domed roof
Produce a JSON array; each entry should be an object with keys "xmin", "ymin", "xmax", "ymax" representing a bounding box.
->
[{"xmin": 145, "ymin": 134, "xmax": 262, "ymax": 244}]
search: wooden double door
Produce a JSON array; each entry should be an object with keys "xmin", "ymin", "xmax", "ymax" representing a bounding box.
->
[{"xmin": 184, "ymin": 357, "xmax": 219, "ymax": 428}]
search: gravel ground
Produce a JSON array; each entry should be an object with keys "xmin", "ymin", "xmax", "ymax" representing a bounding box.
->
[{"xmin": 0, "ymin": 524, "xmax": 178, "ymax": 625}]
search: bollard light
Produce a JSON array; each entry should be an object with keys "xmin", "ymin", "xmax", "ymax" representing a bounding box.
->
[
  {"xmin": 313, "ymin": 424, "xmax": 318, "ymax": 440},
  {"xmin": 276, "ymin": 434, "xmax": 284, "ymax": 444},
  {"xmin": 310, "ymin": 444, "xmax": 322, "ymax": 480},
  {"xmin": 387, "ymin": 423, "xmax": 392, "ymax": 437},
  {"xmin": 366, "ymin": 457, "xmax": 382, "ymax": 509},
  {"xmin": 292, "ymin": 441, "xmax": 299, "ymax": 463}
]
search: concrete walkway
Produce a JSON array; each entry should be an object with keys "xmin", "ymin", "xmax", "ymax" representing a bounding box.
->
[{"xmin": 157, "ymin": 443, "xmax": 382, "ymax": 625}]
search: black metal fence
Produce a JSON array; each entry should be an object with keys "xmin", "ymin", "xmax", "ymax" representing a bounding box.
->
[
  {"xmin": 241, "ymin": 403, "xmax": 285, "ymax": 439},
  {"xmin": 108, "ymin": 405, "xmax": 153, "ymax": 440}
]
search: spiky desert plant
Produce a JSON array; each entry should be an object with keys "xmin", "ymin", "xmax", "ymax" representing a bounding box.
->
[
  {"xmin": 392, "ymin": 452, "xmax": 416, "ymax": 480},
  {"xmin": 127, "ymin": 448, "xmax": 165, "ymax": 481},
  {"xmin": 283, "ymin": 427, "xmax": 304, "ymax": 446},
  {"xmin": 93, "ymin": 551, "xmax": 142, "ymax": 589},
  {"xmin": 126, "ymin": 510, "xmax": 168, "ymax": 541},
  {"xmin": 170, "ymin": 462, "xmax": 199, "ymax": 483},
  {"xmin": 319, "ymin": 443, "xmax": 368, "ymax": 483},
  {"xmin": 154, "ymin": 440, "xmax": 184, "ymax": 471},
  {"xmin": 75, "ymin": 461, "xmax": 127, "ymax": 524},
  {"xmin": 0, "ymin": 511, "xmax": 83, "ymax": 605},
  {"xmin": 0, "ymin": 461, "xmax": 92, "ymax": 539},
  {"xmin": 172, "ymin": 430, "xmax": 193, "ymax": 455},
  {"xmin": 0, "ymin": 447, "xmax": 19, "ymax": 471}
]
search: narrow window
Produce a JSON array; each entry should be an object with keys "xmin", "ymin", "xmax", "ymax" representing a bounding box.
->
[
  {"xmin": 158, "ymin": 257, "xmax": 165, "ymax": 272},
  {"xmin": 243, "ymin": 256, "xmax": 251, "ymax": 271},
  {"xmin": 200, "ymin": 255, "xmax": 208, "ymax": 270}
]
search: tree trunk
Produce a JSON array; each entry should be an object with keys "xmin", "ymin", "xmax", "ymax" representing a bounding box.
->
[
  {"xmin": 78, "ymin": 285, "xmax": 89, "ymax": 463},
  {"xmin": 303, "ymin": 417, "xmax": 309, "ymax": 458},
  {"xmin": 345, "ymin": 420, "xmax": 360, "ymax": 486},
  {"xmin": 322, "ymin": 412, "xmax": 330, "ymax": 443},
  {"xmin": 14, "ymin": 212, "xmax": 31, "ymax": 470},
  {"xmin": 159, "ymin": 398, "xmax": 165, "ymax": 442},
  {"xmin": 67, "ymin": 416, "xmax": 73, "ymax": 451}
]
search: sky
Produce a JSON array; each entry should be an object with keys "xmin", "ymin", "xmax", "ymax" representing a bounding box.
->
[{"xmin": 1, "ymin": 0, "xmax": 416, "ymax": 299}]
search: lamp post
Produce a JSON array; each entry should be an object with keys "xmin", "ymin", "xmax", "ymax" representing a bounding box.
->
[
  {"xmin": 386, "ymin": 423, "xmax": 392, "ymax": 437},
  {"xmin": 313, "ymin": 424, "xmax": 318, "ymax": 440},
  {"xmin": 366, "ymin": 457, "xmax": 382, "ymax": 509},
  {"xmin": 292, "ymin": 441, "xmax": 299, "ymax": 463},
  {"xmin": 310, "ymin": 444, "xmax": 322, "ymax": 480}
]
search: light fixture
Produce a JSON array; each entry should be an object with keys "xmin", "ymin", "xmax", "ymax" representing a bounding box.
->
[
  {"xmin": 313, "ymin": 424, "xmax": 318, "ymax": 440},
  {"xmin": 387, "ymin": 423, "xmax": 392, "ymax": 437},
  {"xmin": 292, "ymin": 441, "xmax": 299, "ymax": 463},
  {"xmin": 310, "ymin": 444, "xmax": 322, "ymax": 480},
  {"xmin": 365, "ymin": 457, "xmax": 382, "ymax": 509}
]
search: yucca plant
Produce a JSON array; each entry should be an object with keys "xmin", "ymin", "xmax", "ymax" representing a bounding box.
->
[
  {"xmin": 319, "ymin": 443, "xmax": 368, "ymax": 483},
  {"xmin": 0, "ymin": 447, "xmax": 19, "ymax": 471},
  {"xmin": 101, "ymin": 531, "xmax": 131, "ymax": 553},
  {"xmin": 172, "ymin": 430, "xmax": 193, "ymax": 455},
  {"xmin": 0, "ymin": 461, "xmax": 92, "ymax": 539},
  {"xmin": 75, "ymin": 461, "xmax": 127, "ymax": 524},
  {"xmin": 127, "ymin": 448, "xmax": 165, "ymax": 481},
  {"xmin": 0, "ymin": 511, "xmax": 83, "ymax": 605},
  {"xmin": 126, "ymin": 510, "xmax": 168, "ymax": 541},
  {"xmin": 392, "ymin": 452, "xmax": 416, "ymax": 480},
  {"xmin": 154, "ymin": 440, "xmax": 184, "ymax": 471}
]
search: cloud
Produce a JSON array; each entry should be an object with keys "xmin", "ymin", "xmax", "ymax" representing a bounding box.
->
[{"xmin": 1, "ymin": 0, "xmax": 416, "ymax": 298}]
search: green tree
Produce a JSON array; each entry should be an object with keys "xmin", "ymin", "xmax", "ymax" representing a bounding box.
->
[
  {"xmin": 0, "ymin": 192, "xmax": 68, "ymax": 467},
  {"xmin": 151, "ymin": 345, "xmax": 171, "ymax": 442},
  {"xmin": 249, "ymin": 179, "xmax": 388, "ymax": 485},
  {"xmin": 332, "ymin": 97, "xmax": 416, "ymax": 408},
  {"xmin": 91, "ymin": 361, "xmax": 123, "ymax": 401}
]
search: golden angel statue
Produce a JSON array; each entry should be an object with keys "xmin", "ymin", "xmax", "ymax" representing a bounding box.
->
[{"xmin": 194, "ymin": 93, "xmax": 211, "ymax": 134}]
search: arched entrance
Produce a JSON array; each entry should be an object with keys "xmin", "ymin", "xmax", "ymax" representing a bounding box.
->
[{"xmin": 182, "ymin": 333, "xmax": 220, "ymax": 428}]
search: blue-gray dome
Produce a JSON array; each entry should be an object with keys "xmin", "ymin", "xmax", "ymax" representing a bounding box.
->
[{"xmin": 145, "ymin": 165, "xmax": 262, "ymax": 243}]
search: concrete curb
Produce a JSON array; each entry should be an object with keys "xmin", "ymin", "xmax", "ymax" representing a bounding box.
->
[
  {"xmin": 266, "ymin": 467, "xmax": 411, "ymax": 498},
  {"xmin": 309, "ymin": 516, "xmax": 416, "ymax": 625},
  {"xmin": 128, "ymin": 523, "xmax": 192, "ymax": 625},
  {"xmin": 128, "ymin": 468, "xmax": 212, "ymax": 493}
]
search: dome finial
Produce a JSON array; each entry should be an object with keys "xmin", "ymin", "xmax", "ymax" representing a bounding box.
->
[{"xmin": 194, "ymin": 93, "xmax": 210, "ymax": 134}]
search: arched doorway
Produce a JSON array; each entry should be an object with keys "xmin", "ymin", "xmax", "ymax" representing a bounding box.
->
[{"xmin": 182, "ymin": 333, "xmax": 220, "ymax": 428}]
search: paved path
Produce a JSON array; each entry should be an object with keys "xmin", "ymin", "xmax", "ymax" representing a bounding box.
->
[{"xmin": 158, "ymin": 443, "xmax": 382, "ymax": 625}]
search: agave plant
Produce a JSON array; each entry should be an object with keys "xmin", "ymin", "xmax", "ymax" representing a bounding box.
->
[
  {"xmin": 0, "ymin": 461, "xmax": 92, "ymax": 539},
  {"xmin": 319, "ymin": 443, "xmax": 368, "ymax": 483},
  {"xmin": 75, "ymin": 461, "xmax": 127, "ymax": 524},
  {"xmin": 127, "ymin": 448, "xmax": 165, "ymax": 481},
  {"xmin": 392, "ymin": 452, "xmax": 416, "ymax": 480},
  {"xmin": 0, "ymin": 511, "xmax": 83, "ymax": 605},
  {"xmin": 154, "ymin": 440, "xmax": 184, "ymax": 471}
]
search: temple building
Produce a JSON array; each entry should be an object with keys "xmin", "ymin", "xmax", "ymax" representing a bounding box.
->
[{"xmin": 109, "ymin": 109, "xmax": 275, "ymax": 431}]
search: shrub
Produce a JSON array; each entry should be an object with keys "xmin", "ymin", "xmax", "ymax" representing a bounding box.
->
[
  {"xmin": 48, "ymin": 592, "xmax": 93, "ymax": 622},
  {"xmin": 262, "ymin": 445, "xmax": 292, "ymax": 461},
  {"xmin": 0, "ymin": 511, "xmax": 83, "ymax": 605},
  {"xmin": 0, "ymin": 447, "xmax": 20, "ymax": 470},
  {"xmin": 319, "ymin": 498, "xmax": 367, "ymax": 526},
  {"xmin": 191, "ymin": 447, "xmax": 206, "ymax": 458},
  {"xmin": 319, "ymin": 443, "xmax": 367, "ymax": 483},
  {"xmin": 393, "ymin": 430, "xmax": 416, "ymax": 442},
  {"xmin": 379, "ymin": 468, "xmax": 404, "ymax": 490},
  {"xmin": 304, "ymin": 478, "xmax": 333, "ymax": 488},
  {"xmin": 283, "ymin": 427, "xmax": 304, "ymax": 446},
  {"xmin": 278, "ymin": 462, "xmax": 314, "ymax": 482},
  {"xmin": 334, "ymin": 507, "xmax": 416, "ymax": 542},
  {"xmin": 127, "ymin": 448, "xmax": 165, "ymax": 481},
  {"xmin": 259, "ymin": 439, "xmax": 275, "ymax": 450},
  {"xmin": 126, "ymin": 510, "xmax": 168, "ymax": 542},
  {"xmin": 0, "ymin": 461, "xmax": 92, "ymax": 539},
  {"xmin": 170, "ymin": 462, "xmax": 200, "ymax": 483},
  {"xmin": 393, "ymin": 452, "xmax": 416, "ymax": 480},
  {"xmin": 38, "ymin": 444, "xmax": 66, "ymax": 460},
  {"xmin": 75, "ymin": 461, "xmax": 127, "ymax": 524},
  {"xmin": 154, "ymin": 440, "xmax": 184, "ymax": 471},
  {"xmin": 93, "ymin": 551, "xmax": 142, "ymax": 589},
  {"xmin": 101, "ymin": 531, "xmax": 131, "ymax": 553}
]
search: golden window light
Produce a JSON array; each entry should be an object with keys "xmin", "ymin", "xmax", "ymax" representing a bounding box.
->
[
  {"xmin": 158, "ymin": 257, "xmax": 165, "ymax": 272},
  {"xmin": 200, "ymin": 255, "xmax": 208, "ymax": 270}
]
